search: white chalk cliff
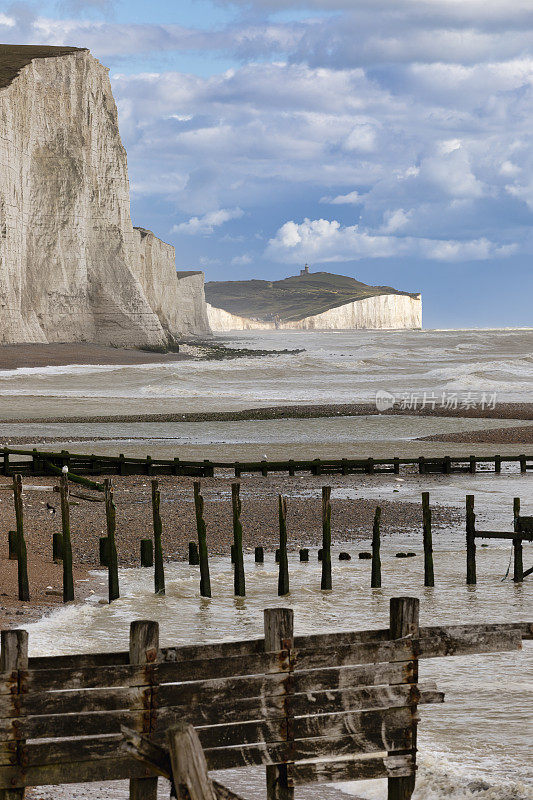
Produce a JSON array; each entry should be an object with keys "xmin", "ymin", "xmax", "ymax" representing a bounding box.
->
[
  {"xmin": 0, "ymin": 45, "xmax": 210, "ymax": 346},
  {"xmin": 207, "ymin": 293, "xmax": 422, "ymax": 331}
]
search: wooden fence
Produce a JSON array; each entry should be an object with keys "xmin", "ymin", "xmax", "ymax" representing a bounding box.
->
[
  {"xmin": 0, "ymin": 597, "xmax": 530, "ymax": 800},
  {"xmin": 1, "ymin": 446, "xmax": 532, "ymax": 479}
]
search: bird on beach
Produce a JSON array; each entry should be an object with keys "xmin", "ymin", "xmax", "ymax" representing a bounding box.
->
[{"xmin": 46, "ymin": 502, "xmax": 56, "ymax": 514}]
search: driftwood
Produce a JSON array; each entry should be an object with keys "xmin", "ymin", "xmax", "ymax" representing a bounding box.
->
[{"xmin": 121, "ymin": 725, "xmax": 246, "ymax": 800}]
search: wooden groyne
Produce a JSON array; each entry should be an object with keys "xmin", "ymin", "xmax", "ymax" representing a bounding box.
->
[
  {"xmin": 3, "ymin": 475, "xmax": 532, "ymax": 604},
  {"xmin": 1, "ymin": 598, "xmax": 530, "ymax": 800},
  {"xmin": 1, "ymin": 446, "xmax": 532, "ymax": 479}
]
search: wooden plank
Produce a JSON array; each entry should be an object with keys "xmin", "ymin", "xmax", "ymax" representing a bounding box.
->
[
  {"xmin": 293, "ymin": 661, "xmax": 415, "ymax": 693},
  {"xmin": 475, "ymin": 531, "xmax": 533, "ymax": 541},
  {"xmin": 0, "ymin": 756, "xmax": 155, "ymax": 788},
  {"xmin": 0, "ymin": 709, "xmax": 147, "ymax": 742},
  {"xmin": 294, "ymin": 639, "xmax": 416, "ymax": 671},
  {"xmin": 202, "ymin": 730, "xmax": 411, "ymax": 771},
  {"xmin": 289, "ymin": 682, "xmax": 442, "ymax": 716},
  {"xmin": 0, "ymin": 686, "xmax": 148, "ymax": 717},
  {"xmin": 291, "ymin": 753, "xmax": 415, "ymax": 785},
  {"xmin": 418, "ymin": 629, "xmax": 523, "ymax": 659},
  {"xmin": 152, "ymin": 706, "xmax": 414, "ymax": 753}
]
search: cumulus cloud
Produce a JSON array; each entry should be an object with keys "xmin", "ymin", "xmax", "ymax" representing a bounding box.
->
[
  {"xmin": 172, "ymin": 208, "xmax": 243, "ymax": 235},
  {"xmin": 7, "ymin": 0, "xmax": 531, "ymax": 273},
  {"xmin": 265, "ymin": 217, "xmax": 516, "ymax": 263}
]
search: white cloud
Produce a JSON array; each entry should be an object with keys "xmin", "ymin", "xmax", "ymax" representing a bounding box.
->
[
  {"xmin": 320, "ymin": 191, "xmax": 363, "ymax": 205},
  {"xmin": 172, "ymin": 208, "xmax": 244, "ymax": 235},
  {"xmin": 381, "ymin": 209, "xmax": 412, "ymax": 233},
  {"xmin": 231, "ymin": 253, "xmax": 253, "ymax": 266},
  {"xmin": 266, "ymin": 217, "xmax": 516, "ymax": 263}
]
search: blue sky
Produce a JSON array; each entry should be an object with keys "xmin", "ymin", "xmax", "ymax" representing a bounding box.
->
[{"xmin": 3, "ymin": 0, "xmax": 533, "ymax": 327}]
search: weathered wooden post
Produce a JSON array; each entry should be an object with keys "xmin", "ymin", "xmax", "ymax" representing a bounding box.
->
[
  {"xmin": 299, "ymin": 548, "xmax": 309, "ymax": 562},
  {"xmin": 140, "ymin": 539, "xmax": 154, "ymax": 567},
  {"xmin": 494, "ymin": 455, "xmax": 501, "ymax": 474},
  {"xmin": 519, "ymin": 454, "xmax": 526, "ymax": 473},
  {"xmin": 59, "ymin": 473, "xmax": 74, "ymax": 602},
  {"xmin": 278, "ymin": 495, "xmax": 289, "ymax": 596},
  {"xmin": 12, "ymin": 474, "xmax": 29, "ymax": 601},
  {"xmin": 52, "ymin": 532, "xmax": 63, "ymax": 563},
  {"xmin": 418, "ymin": 456, "xmax": 425, "ymax": 475},
  {"xmin": 129, "ymin": 620, "xmax": 159, "ymax": 800},
  {"xmin": 167, "ymin": 722, "xmax": 218, "ymax": 800},
  {"xmin": 321, "ymin": 486, "xmax": 332, "ymax": 590},
  {"xmin": 469, "ymin": 455, "xmax": 476, "ymax": 474},
  {"xmin": 371, "ymin": 506, "xmax": 381, "ymax": 589},
  {"xmin": 422, "ymin": 492, "xmax": 434, "ymax": 587},
  {"xmin": 1, "ymin": 627, "xmax": 28, "ymax": 800},
  {"xmin": 151, "ymin": 479, "xmax": 165, "ymax": 595},
  {"xmin": 513, "ymin": 497, "xmax": 523, "ymax": 583},
  {"xmin": 466, "ymin": 494, "xmax": 476, "ymax": 585},
  {"xmin": 264, "ymin": 607, "xmax": 294, "ymax": 800},
  {"xmin": 99, "ymin": 536, "xmax": 109, "ymax": 566},
  {"xmin": 188, "ymin": 542, "xmax": 200, "ymax": 565},
  {"xmin": 104, "ymin": 478, "xmax": 119, "ymax": 602},
  {"xmin": 255, "ymin": 546, "xmax": 264, "ymax": 563},
  {"xmin": 388, "ymin": 596, "xmax": 419, "ymax": 800},
  {"xmin": 232, "ymin": 483, "xmax": 245, "ymax": 596},
  {"xmin": 193, "ymin": 482, "xmax": 211, "ymax": 598},
  {"xmin": 8, "ymin": 530, "xmax": 17, "ymax": 560},
  {"xmin": 444, "ymin": 455, "xmax": 451, "ymax": 475}
]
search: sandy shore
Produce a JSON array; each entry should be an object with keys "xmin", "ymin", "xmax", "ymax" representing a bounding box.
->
[
  {"xmin": 0, "ymin": 342, "xmax": 191, "ymax": 369},
  {"xmin": 0, "ymin": 472, "xmax": 462, "ymax": 629}
]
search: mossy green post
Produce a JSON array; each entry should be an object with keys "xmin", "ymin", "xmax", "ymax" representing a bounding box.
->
[
  {"xmin": 371, "ymin": 506, "xmax": 381, "ymax": 589},
  {"xmin": 151, "ymin": 479, "xmax": 165, "ymax": 595},
  {"xmin": 104, "ymin": 478, "xmax": 120, "ymax": 602},
  {"xmin": 321, "ymin": 486, "xmax": 332, "ymax": 590},
  {"xmin": 193, "ymin": 481, "xmax": 211, "ymax": 598},
  {"xmin": 231, "ymin": 483, "xmax": 245, "ymax": 596},
  {"xmin": 278, "ymin": 495, "xmax": 289, "ymax": 596},
  {"xmin": 59, "ymin": 474, "xmax": 74, "ymax": 602},
  {"xmin": 422, "ymin": 492, "xmax": 434, "ymax": 587},
  {"xmin": 13, "ymin": 474, "xmax": 29, "ymax": 601}
]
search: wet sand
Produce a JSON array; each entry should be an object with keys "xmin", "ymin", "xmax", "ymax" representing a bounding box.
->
[
  {"xmin": 419, "ymin": 425, "xmax": 533, "ymax": 444},
  {"xmin": 3, "ymin": 401, "xmax": 533, "ymax": 424},
  {"xmin": 0, "ymin": 342, "xmax": 190, "ymax": 369}
]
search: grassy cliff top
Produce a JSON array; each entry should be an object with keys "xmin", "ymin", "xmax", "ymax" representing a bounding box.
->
[
  {"xmin": 205, "ymin": 271, "xmax": 420, "ymax": 322},
  {"xmin": 0, "ymin": 44, "xmax": 86, "ymax": 89}
]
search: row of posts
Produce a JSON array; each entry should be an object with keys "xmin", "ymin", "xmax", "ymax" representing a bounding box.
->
[{"xmin": 7, "ymin": 475, "xmax": 526, "ymax": 604}]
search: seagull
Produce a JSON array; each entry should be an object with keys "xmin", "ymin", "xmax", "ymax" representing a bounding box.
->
[{"xmin": 62, "ymin": 466, "xmax": 69, "ymax": 474}]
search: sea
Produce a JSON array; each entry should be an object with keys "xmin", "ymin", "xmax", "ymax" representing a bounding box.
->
[{"xmin": 3, "ymin": 328, "xmax": 532, "ymax": 800}]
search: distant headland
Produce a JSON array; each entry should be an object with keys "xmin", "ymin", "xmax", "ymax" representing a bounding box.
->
[{"xmin": 205, "ymin": 267, "xmax": 422, "ymax": 330}]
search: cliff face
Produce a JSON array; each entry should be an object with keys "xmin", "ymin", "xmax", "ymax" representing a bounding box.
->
[
  {"xmin": 0, "ymin": 45, "xmax": 210, "ymax": 345},
  {"xmin": 207, "ymin": 293, "xmax": 422, "ymax": 331}
]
